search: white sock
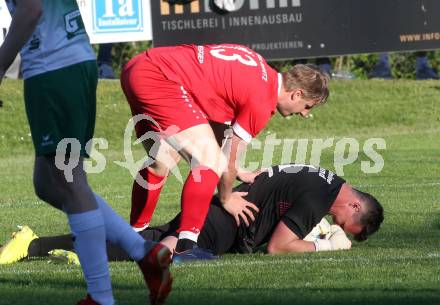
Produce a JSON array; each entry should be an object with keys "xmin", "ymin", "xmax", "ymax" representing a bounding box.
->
[{"xmin": 178, "ymin": 231, "xmax": 199, "ymax": 243}]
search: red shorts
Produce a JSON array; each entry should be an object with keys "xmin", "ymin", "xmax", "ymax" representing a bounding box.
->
[{"xmin": 120, "ymin": 52, "xmax": 208, "ymax": 139}]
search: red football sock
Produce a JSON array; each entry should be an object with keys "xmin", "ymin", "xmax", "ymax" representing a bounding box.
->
[
  {"xmin": 177, "ymin": 166, "xmax": 220, "ymax": 235},
  {"xmin": 130, "ymin": 167, "xmax": 166, "ymax": 229}
]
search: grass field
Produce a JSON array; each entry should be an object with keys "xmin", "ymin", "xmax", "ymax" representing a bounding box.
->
[{"xmin": 0, "ymin": 78, "xmax": 439, "ymax": 305}]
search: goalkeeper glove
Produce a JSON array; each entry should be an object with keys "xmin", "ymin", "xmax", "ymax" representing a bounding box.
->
[
  {"xmin": 313, "ymin": 225, "xmax": 351, "ymax": 251},
  {"xmin": 303, "ymin": 218, "xmax": 331, "ymax": 242}
]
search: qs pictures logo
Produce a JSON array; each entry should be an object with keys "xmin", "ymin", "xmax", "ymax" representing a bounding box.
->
[{"xmin": 160, "ymin": 0, "xmax": 301, "ymax": 15}]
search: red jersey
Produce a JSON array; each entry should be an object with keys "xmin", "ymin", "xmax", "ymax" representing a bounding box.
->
[{"xmin": 146, "ymin": 44, "xmax": 280, "ymax": 142}]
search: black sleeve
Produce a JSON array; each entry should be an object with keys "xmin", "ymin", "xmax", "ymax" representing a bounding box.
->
[{"xmin": 281, "ymin": 192, "xmax": 329, "ymax": 239}]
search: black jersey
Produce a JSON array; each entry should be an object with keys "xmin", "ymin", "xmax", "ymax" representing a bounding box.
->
[
  {"xmin": 140, "ymin": 198, "xmax": 238, "ymax": 255},
  {"xmin": 141, "ymin": 164, "xmax": 345, "ymax": 255},
  {"xmin": 232, "ymin": 164, "xmax": 345, "ymax": 253}
]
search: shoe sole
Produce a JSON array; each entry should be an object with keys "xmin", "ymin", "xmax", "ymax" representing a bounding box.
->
[{"xmin": 146, "ymin": 246, "xmax": 173, "ymax": 305}]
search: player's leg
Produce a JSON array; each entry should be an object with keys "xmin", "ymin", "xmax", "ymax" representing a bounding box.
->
[
  {"xmin": 38, "ymin": 158, "xmax": 173, "ymax": 302},
  {"xmin": 140, "ymin": 213, "xmax": 181, "ymax": 252},
  {"xmin": 24, "ymin": 228, "xmax": 157, "ymax": 263},
  {"xmin": 88, "ymin": 214, "xmax": 181, "ymax": 262},
  {"xmin": 120, "ymin": 53, "xmax": 226, "ymax": 256},
  {"xmin": 131, "ymin": 138, "xmax": 181, "ymax": 231},
  {"xmin": 92, "ymin": 190, "xmax": 174, "ymax": 305},
  {"xmin": 34, "ymin": 156, "xmax": 115, "ymax": 305},
  {"xmin": 29, "ymin": 232, "xmax": 141, "ymax": 263},
  {"xmin": 196, "ymin": 197, "xmax": 238, "ymax": 255},
  {"xmin": 30, "ymin": 107, "xmax": 170, "ymax": 305},
  {"xmin": 165, "ymin": 123, "xmax": 227, "ymax": 253},
  {"xmin": 28, "ymin": 233, "xmax": 74, "ymax": 258},
  {"xmin": 121, "ymin": 56, "xmax": 181, "ymax": 232},
  {"xmin": 25, "ymin": 62, "xmax": 116, "ymax": 305}
]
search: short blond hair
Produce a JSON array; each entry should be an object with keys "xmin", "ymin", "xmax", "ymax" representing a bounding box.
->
[{"xmin": 281, "ymin": 64, "xmax": 330, "ymax": 105}]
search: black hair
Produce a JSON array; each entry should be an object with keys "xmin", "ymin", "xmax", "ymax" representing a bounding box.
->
[{"xmin": 353, "ymin": 189, "xmax": 384, "ymax": 242}]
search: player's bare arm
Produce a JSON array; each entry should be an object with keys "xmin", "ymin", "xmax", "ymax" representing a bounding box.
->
[
  {"xmin": 236, "ymin": 168, "xmax": 266, "ymax": 184},
  {"xmin": 209, "ymin": 121, "xmax": 262, "ymax": 184},
  {"xmin": 267, "ymin": 221, "xmax": 316, "ymax": 253},
  {"xmin": 268, "ymin": 220, "xmax": 352, "ymax": 254},
  {"xmin": 218, "ymin": 132, "xmax": 259, "ymax": 226},
  {"xmin": 0, "ymin": 0, "xmax": 42, "ymax": 84}
]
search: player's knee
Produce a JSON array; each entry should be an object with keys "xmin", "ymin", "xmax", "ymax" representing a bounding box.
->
[
  {"xmin": 196, "ymin": 148, "xmax": 227, "ymax": 177},
  {"xmin": 154, "ymin": 152, "xmax": 181, "ymax": 175},
  {"xmin": 33, "ymin": 176, "xmax": 60, "ymax": 207},
  {"xmin": 149, "ymin": 161, "xmax": 170, "ymax": 177},
  {"xmin": 33, "ymin": 176, "xmax": 48, "ymax": 201}
]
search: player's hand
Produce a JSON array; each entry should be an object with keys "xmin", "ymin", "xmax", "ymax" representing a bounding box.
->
[
  {"xmin": 328, "ymin": 225, "xmax": 351, "ymax": 250},
  {"xmin": 313, "ymin": 225, "xmax": 351, "ymax": 251},
  {"xmin": 303, "ymin": 218, "xmax": 332, "ymax": 242},
  {"xmin": 222, "ymin": 192, "xmax": 259, "ymax": 227},
  {"xmin": 236, "ymin": 168, "xmax": 267, "ymax": 184}
]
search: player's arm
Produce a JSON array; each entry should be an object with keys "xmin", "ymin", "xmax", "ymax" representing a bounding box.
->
[
  {"xmin": 268, "ymin": 220, "xmax": 352, "ymax": 254},
  {"xmin": 0, "ymin": 0, "xmax": 42, "ymax": 83},
  {"xmin": 236, "ymin": 168, "xmax": 266, "ymax": 184},
  {"xmin": 209, "ymin": 121, "xmax": 243, "ymax": 204},
  {"xmin": 267, "ymin": 221, "xmax": 316, "ymax": 253},
  {"xmin": 215, "ymin": 93, "xmax": 270, "ymax": 226},
  {"xmin": 217, "ymin": 131, "xmax": 244, "ymax": 203},
  {"xmin": 209, "ymin": 121, "xmax": 262, "ymax": 184},
  {"xmin": 217, "ymin": 132, "xmax": 259, "ymax": 226}
]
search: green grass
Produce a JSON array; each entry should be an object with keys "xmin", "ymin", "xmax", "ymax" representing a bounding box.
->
[{"xmin": 1, "ymin": 78, "xmax": 440, "ymax": 305}]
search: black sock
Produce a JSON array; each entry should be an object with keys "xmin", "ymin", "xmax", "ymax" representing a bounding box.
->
[
  {"xmin": 27, "ymin": 239, "xmax": 42, "ymax": 257},
  {"xmin": 106, "ymin": 242, "xmax": 132, "ymax": 261},
  {"xmin": 28, "ymin": 234, "xmax": 75, "ymax": 257},
  {"xmin": 175, "ymin": 238, "xmax": 197, "ymax": 252}
]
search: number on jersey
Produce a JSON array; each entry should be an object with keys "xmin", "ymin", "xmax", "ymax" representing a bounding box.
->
[{"xmin": 210, "ymin": 46, "xmax": 258, "ymax": 67}]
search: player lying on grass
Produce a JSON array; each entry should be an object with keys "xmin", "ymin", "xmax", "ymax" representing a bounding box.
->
[
  {"xmin": 0, "ymin": 218, "xmax": 336, "ymax": 265},
  {"xmin": 0, "ymin": 164, "xmax": 383, "ymax": 263}
]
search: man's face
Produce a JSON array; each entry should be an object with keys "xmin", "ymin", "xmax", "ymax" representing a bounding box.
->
[
  {"xmin": 277, "ymin": 89, "xmax": 316, "ymax": 118},
  {"xmin": 331, "ymin": 203, "xmax": 364, "ymax": 236}
]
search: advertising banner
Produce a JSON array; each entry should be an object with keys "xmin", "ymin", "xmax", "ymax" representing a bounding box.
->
[
  {"xmin": 150, "ymin": 0, "xmax": 440, "ymax": 60},
  {"xmin": 77, "ymin": 0, "xmax": 153, "ymax": 44}
]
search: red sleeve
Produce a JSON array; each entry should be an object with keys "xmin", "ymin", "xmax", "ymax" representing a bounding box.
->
[{"xmin": 232, "ymin": 98, "xmax": 273, "ymax": 142}]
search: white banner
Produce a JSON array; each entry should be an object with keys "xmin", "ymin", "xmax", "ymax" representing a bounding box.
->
[
  {"xmin": 0, "ymin": 0, "xmax": 11, "ymax": 28},
  {"xmin": 1, "ymin": 0, "xmax": 153, "ymax": 46},
  {"xmin": 77, "ymin": 0, "xmax": 152, "ymax": 44}
]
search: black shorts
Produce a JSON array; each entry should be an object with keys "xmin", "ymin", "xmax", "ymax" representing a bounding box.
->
[{"xmin": 140, "ymin": 196, "xmax": 238, "ymax": 255}]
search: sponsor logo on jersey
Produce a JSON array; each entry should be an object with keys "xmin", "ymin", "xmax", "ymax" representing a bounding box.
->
[
  {"xmin": 92, "ymin": 0, "xmax": 144, "ymax": 34},
  {"xmin": 41, "ymin": 134, "xmax": 54, "ymax": 147},
  {"xmin": 65, "ymin": 10, "xmax": 87, "ymax": 39},
  {"xmin": 28, "ymin": 35, "xmax": 40, "ymax": 51},
  {"xmin": 318, "ymin": 168, "xmax": 335, "ymax": 185}
]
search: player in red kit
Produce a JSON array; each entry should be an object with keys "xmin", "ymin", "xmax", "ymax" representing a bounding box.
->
[{"xmin": 120, "ymin": 44, "xmax": 330, "ymax": 260}]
